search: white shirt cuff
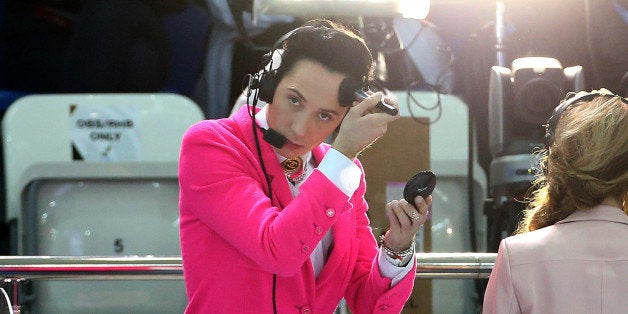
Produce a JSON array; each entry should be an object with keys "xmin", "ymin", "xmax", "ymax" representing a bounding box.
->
[
  {"xmin": 378, "ymin": 247, "xmax": 416, "ymax": 287},
  {"xmin": 318, "ymin": 148, "xmax": 361, "ymax": 197}
]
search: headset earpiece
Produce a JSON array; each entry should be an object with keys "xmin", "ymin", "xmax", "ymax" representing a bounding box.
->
[
  {"xmin": 257, "ymin": 70, "xmax": 278, "ymax": 103},
  {"xmin": 544, "ymin": 92, "xmax": 598, "ymax": 149},
  {"xmin": 246, "ymin": 26, "xmax": 316, "ymax": 106},
  {"xmin": 544, "ymin": 91, "xmax": 627, "ymax": 149},
  {"xmin": 259, "ymin": 52, "xmax": 273, "ymax": 69},
  {"xmin": 543, "ymin": 128, "xmax": 554, "ymax": 150}
]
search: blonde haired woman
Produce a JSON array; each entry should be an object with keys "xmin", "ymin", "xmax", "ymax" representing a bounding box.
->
[{"xmin": 483, "ymin": 89, "xmax": 628, "ymax": 313}]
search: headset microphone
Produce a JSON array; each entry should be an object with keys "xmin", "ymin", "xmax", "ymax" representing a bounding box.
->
[
  {"xmin": 261, "ymin": 127, "xmax": 288, "ymax": 148},
  {"xmin": 245, "ymin": 71, "xmax": 287, "ymax": 149}
]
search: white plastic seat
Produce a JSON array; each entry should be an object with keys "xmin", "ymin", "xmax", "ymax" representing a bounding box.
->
[
  {"xmin": 393, "ymin": 91, "xmax": 488, "ymax": 314},
  {"xmin": 2, "ymin": 93, "xmax": 204, "ymax": 312}
]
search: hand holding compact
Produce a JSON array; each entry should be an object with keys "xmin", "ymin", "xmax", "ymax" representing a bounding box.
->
[
  {"xmin": 403, "ymin": 170, "xmax": 436, "ymax": 207},
  {"xmin": 381, "ymin": 171, "xmax": 436, "ymax": 252}
]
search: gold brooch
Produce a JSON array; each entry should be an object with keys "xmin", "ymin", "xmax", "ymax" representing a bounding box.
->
[{"xmin": 281, "ymin": 157, "xmax": 303, "ymax": 174}]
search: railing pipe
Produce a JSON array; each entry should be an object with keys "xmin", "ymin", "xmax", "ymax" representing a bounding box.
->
[
  {"xmin": 0, "ymin": 253, "xmax": 496, "ymax": 281},
  {"xmin": 414, "ymin": 252, "xmax": 495, "ymax": 279},
  {"xmin": 0, "ymin": 253, "xmax": 495, "ymax": 312},
  {"xmin": 0, "ymin": 256, "xmax": 182, "ymax": 281}
]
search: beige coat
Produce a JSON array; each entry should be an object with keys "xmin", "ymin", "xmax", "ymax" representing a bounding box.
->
[{"xmin": 483, "ymin": 204, "xmax": 628, "ymax": 314}]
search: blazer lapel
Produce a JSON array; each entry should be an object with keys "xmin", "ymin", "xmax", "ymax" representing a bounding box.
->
[
  {"xmin": 233, "ymin": 106, "xmax": 293, "ymax": 209},
  {"xmin": 257, "ymin": 130, "xmax": 294, "ymax": 209}
]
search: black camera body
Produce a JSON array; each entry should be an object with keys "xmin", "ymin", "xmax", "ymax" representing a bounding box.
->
[
  {"xmin": 488, "ymin": 57, "xmax": 585, "ymax": 158},
  {"xmin": 487, "ymin": 57, "xmax": 585, "ymax": 198}
]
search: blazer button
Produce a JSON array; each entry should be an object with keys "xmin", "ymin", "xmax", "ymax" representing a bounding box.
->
[
  {"xmin": 379, "ymin": 304, "xmax": 389, "ymax": 311},
  {"xmin": 315, "ymin": 226, "xmax": 323, "ymax": 235},
  {"xmin": 326, "ymin": 208, "xmax": 336, "ymax": 217},
  {"xmin": 301, "ymin": 306, "xmax": 311, "ymax": 314},
  {"xmin": 301, "ymin": 244, "xmax": 309, "ymax": 253}
]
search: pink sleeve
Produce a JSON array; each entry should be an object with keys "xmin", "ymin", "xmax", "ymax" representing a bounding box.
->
[{"xmin": 483, "ymin": 239, "xmax": 521, "ymax": 313}]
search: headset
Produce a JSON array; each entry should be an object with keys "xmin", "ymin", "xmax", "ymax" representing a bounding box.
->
[
  {"xmin": 245, "ymin": 26, "xmax": 323, "ymax": 151},
  {"xmin": 247, "ymin": 26, "xmax": 315, "ymax": 105},
  {"xmin": 544, "ymin": 90, "xmax": 628, "ymax": 149},
  {"xmin": 245, "ymin": 23, "xmax": 397, "ymax": 127}
]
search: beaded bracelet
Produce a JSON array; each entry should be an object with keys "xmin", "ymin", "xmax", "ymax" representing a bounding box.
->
[{"xmin": 379, "ymin": 235, "xmax": 415, "ymax": 259}]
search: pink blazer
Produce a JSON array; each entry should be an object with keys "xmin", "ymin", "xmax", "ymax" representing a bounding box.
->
[
  {"xmin": 483, "ymin": 204, "xmax": 628, "ymax": 314},
  {"xmin": 179, "ymin": 107, "xmax": 416, "ymax": 313}
]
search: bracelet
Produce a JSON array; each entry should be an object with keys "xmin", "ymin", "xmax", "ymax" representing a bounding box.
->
[{"xmin": 379, "ymin": 235, "xmax": 415, "ymax": 259}]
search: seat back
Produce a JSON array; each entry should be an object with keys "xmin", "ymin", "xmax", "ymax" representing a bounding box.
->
[
  {"xmin": 2, "ymin": 93, "xmax": 203, "ymax": 312},
  {"xmin": 393, "ymin": 91, "xmax": 488, "ymax": 314},
  {"xmin": 3, "ymin": 93, "xmax": 203, "ymax": 223}
]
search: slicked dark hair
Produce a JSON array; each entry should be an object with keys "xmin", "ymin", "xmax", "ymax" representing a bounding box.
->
[{"xmin": 274, "ymin": 19, "xmax": 374, "ymax": 90}]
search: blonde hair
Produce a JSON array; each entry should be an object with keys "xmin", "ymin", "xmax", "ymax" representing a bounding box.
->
[{"xmin": 516, "ymin": 89, "xmax": 628, "ymax": 233}]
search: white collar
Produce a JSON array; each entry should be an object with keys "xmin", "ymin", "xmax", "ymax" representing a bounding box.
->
[{"xmin": 255, "ymin": 104, "xmax": 271, "ymax": 130}]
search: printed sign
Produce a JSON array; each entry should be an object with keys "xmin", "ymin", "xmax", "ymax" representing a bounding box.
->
[{"xmin": 70, "ymin": 103, "xmax": 141, "ymax": 161}]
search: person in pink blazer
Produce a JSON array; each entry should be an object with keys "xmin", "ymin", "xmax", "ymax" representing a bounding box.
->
[
  {"xmin": 179, "ymin": 19, "xmax": 432, "ymax": 313},
  {"xmin": 483, "ymin": 90, "xmax": 628, "ymax": 313}
]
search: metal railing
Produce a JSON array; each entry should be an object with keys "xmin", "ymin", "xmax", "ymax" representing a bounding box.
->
[
  {"xmin": 0, "ymin": 256, "xmax": 182, "ymax": 281},
  {"xmin": 414, "ymin": 252, "xmax": 495, "ymax": 279},
  {"xmin": 0, "ymin": 253, "xmax": 495, "ymax": 280},
  {"xmin": 0, "ymin": 253, "xmax": 496, "ymax": 312}
]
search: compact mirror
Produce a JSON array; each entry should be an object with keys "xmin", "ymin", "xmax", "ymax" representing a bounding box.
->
[{"xmin": 403, "ymin": 170, "xmax": 436, "ymax": 207}]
